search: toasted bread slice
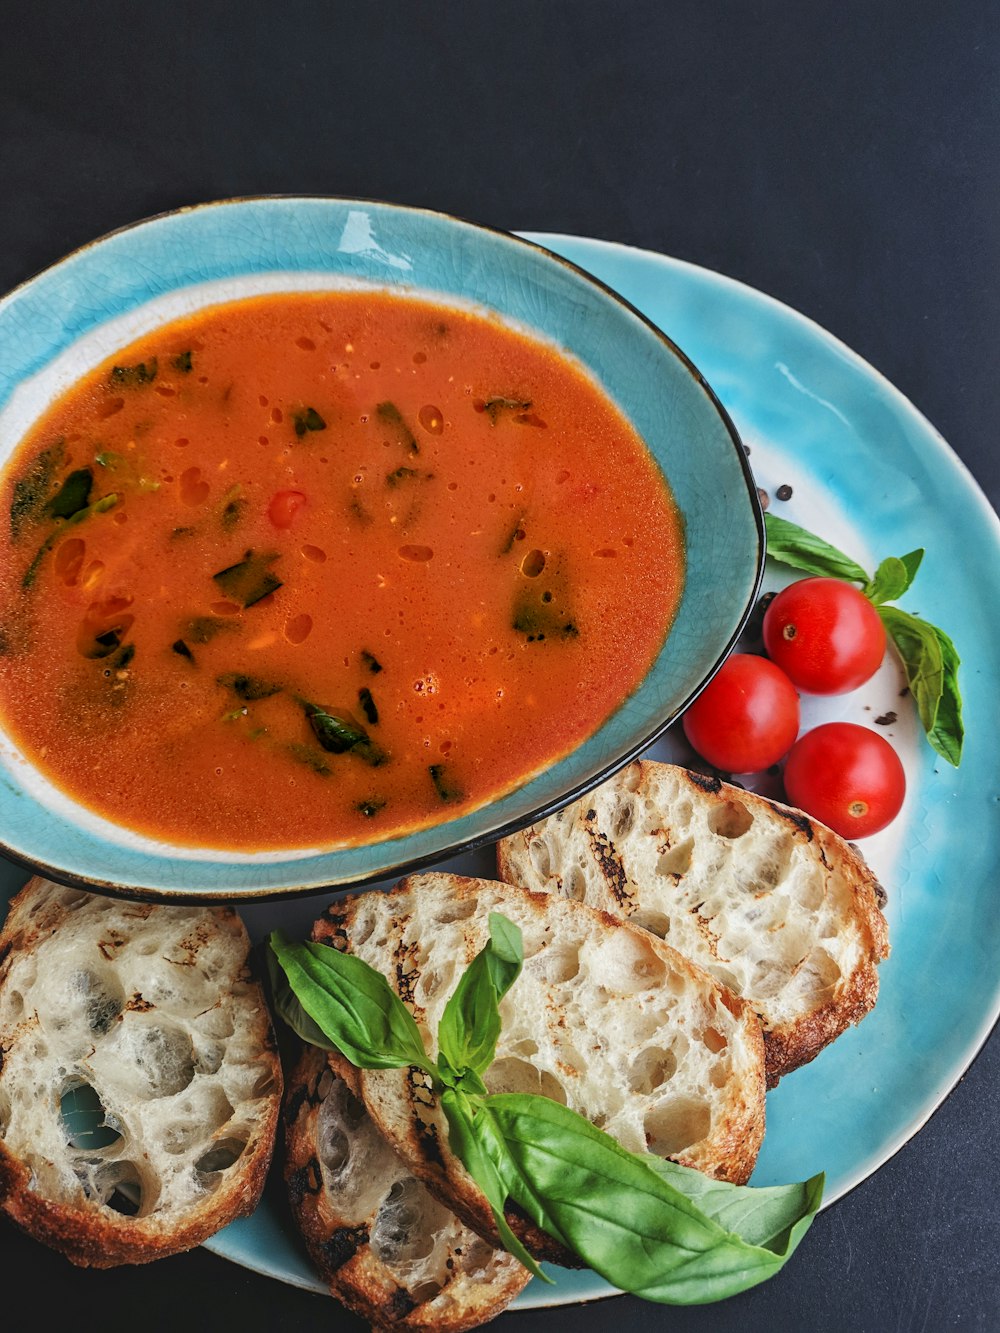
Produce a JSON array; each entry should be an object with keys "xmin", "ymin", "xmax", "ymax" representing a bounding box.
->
[
  {"xmin": 497, "ymin": 761, "xmax": 890, "ymax": 1085},
  {"xmin": 311, "ymin": 873, "xmax": 766, "ymax": 1265},
  {"xmin": 0, "ymin": 877, "xmax": 282, "ymax": 1267},
  {"xmin": 284, "ymin": 1043, "xmax": 529, "ymax": 1329}
]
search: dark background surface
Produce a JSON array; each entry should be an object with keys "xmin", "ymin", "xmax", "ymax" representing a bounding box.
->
[{"xmin": 1, "ymin": 4, "xmax": 998, "ymax": 1330}]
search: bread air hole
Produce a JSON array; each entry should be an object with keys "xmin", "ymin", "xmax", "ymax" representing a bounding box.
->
[
  {"xmin": 485, "ymin": 1057, "xmax": 568, "ymax": 1105},
  {"xmin": 657, "ymin": 839, "xmax": 693, "ymax": 878},
  {"xmin": 612, "ymin": 796, "xmax": 636, "ymax": 838},
  {"xmin": 76, "ymin": 1159, "xmax": 146, "ymax": 1215},
  {"xmin": 628, "ymin": 1046, "xmax": 678, "ymax": 1094},
  {"xmin": 708, "ymin": 800, "xmax": 753, "ymax": 839},
  {"xmin": 563, "ymin": 863, "xmax": 588, "ymax": 900},
  {"xmin": 60, "ymin": 1080, "xmax": 123, "ymax": 1151},
  {"xmin": 528, "ymin": 836, "xmax": 553, "ymax": 880},
  {"xmin": 644, "ymin": 1097, "xmax": 712, "ymax": 1156},
  {"xmin": 589, "ymin": 931, "xmax": 666, "ymax": 993},
  {"xmin": 43, "ymin": 966, "xmax": 124, "ymax": 1036},
  {"xmin": 431, "ymin": 897, "xmax": 478, "ymax": 924},
  {"xmin": 789, "ymin": 947, "xmax": 842, "ymax": 1003},
  {"xmin": 194, "ymin": 1136, "xmax": 248, "ymax": 1177},
  {"xmin": 630, "ymin": 909, "xmax": 671, "ymax": 939},
  {"xmin": 792, "ymin": 867, "xmax": 826, "ymax": 913},
  {"xmin": 166, "ymin": 1085, "xmax": 234, "ymax": 1152},
  {"xmin": 119, "ymin": 1021, "xmax": 196, "ymax": 1098},
  {"xmin": 539, "ymin": 941, "xmax": 580, "ymax": 984},
  {"xmin": 372, "ymin": 1177, "xmax": 438, "ymax": 1268}
]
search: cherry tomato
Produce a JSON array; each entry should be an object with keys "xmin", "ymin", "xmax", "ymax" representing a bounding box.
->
[
  {"xmin": 268, "ymin": 489, "xmax": 307, "ymax": 529},
  {"xmin": 682, "ymin": 654, "xmax": 800, "ymax": 773},
  {"xmin": 782, "ymin": 722, "xmax": 905, "ymax": 838},
  {"xmin": 763, "ymin": 577, "xmax": 886, "ymax": 694}
]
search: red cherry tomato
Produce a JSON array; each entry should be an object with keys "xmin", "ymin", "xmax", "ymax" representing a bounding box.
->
[
  {"xmin": 782, "ymin": 722, "xmax": 905, "ymax": 838},
  {"xmin": 763, "ymin": 577, "xmax": 886, "ymax": 694},
  {"xmin": 268, "ymin": 489, "xmax": 307, "ymax": 529},
  {"xmin": 682, "ymin": 654, "xmax": 800, "ymax": 773}
]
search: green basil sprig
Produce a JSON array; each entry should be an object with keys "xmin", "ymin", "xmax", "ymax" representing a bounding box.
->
[
  {"xmin": 267, "ymin": 916, "xmax": 823, "ymax": 1305},
  {"xmin": 764, "ymin": 513, "xmax": 963, "ymax": 766}
]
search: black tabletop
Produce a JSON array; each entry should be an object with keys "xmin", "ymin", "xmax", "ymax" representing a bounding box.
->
[{"xmin": 2, "ymin": 5, "xmax": 998, "ymax": 1330}]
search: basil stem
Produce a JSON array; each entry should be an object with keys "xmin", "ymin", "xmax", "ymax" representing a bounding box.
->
[{"xmin": 440, "ymin": 1087, "xmax": 550, "ymax": 1282}]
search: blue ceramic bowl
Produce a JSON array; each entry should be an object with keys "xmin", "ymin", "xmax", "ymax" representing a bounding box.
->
[{"xmin": 0, "ymin": 199, "xmax": 763, "ymax": 900}]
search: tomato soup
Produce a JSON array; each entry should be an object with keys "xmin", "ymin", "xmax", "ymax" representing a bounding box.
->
[{"xmin": 0, "ymin": 291, "xmax": 684, "ymax": 850}]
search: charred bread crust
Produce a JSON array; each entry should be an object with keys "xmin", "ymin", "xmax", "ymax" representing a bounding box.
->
[
  {"xmin": 283, "ymin": 1043, "xmax": 529, "ymax": 1329},
  {"xmin": 311, "ymin": 873, "xmax": 766, "ymax": 1266},
  {"xmin": 497, "ymin": 760, "xmax": 890, "ymax": 1084},
  {"xmin": 0, "ymin": 877, "xmax": 282, "ymax": 1268}
]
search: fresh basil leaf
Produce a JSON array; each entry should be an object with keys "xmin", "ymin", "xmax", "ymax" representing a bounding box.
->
[
  {"xmin": 764, "ymin": 513, "xmax": 869, "ymax": 583},
  {"xmin": 212, "ymin": 549, "xmax": 282, "ymax": 608},
  {"xmin": 265, "ymin": 940, "xmax": 340, "ymax": 1052},
  {"xmin": 898, "ymin": 548, "xmax": 924, "ymax": 589},
  {"xmin": 438, "ymin": 914, "xmax": 524, "ymax": 1080},
  {"xmin": 641, "ymin": 1155, "xmax": 824, "ymax": 1254},
  {"xmin": 483, "ymin": 1093, "xmax": 821, "ymax": 1304},
  {"xmin": 440, "ymin": 1087, "xmax": 550, "ymax": 1282},
  {"xmin": 925, "ymin": 623, "xmax": 963, "ymax": 767},
  {"xmin": 267, "ymin": 931, "xmax": 431, "ymax": 1074},
  {"xmin": 864, "ymin": 556, "xmax": 910, "ymax": 606},
  {"xmin": 878, "ymin": 605, "xmax": 944, "ymax": 735}
]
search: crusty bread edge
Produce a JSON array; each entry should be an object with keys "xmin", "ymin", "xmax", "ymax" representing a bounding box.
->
[
  {"xmin": 0, "ymin": 877, "xmax": 283, "ymax": 1268},
  {"xmin": 283, "ymin": 1044, "xmax": 530, "ymax": 1331},
  {"xmin": 496, "ymin": 761, "xmax": 890, "ymax": 1086},
  {"xmin": 314, "ymin": 872, "xmax": 767, "ymax": 1267}
]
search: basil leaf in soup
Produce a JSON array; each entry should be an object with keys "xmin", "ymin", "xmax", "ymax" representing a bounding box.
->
[{"xmin": 212, "ymin": 550, "xmax": 283, "ymax": 608}]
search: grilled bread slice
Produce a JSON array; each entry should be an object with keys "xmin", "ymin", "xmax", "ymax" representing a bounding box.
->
[
  {"xmin": 0, "ymin": 877, "xmax": 282, "ymax": 1267},
  {"xmin": 311, "ymin": 872, "xmax": 766, "ymax": 1266},
  {"xmin": 497, "ymin": 761, "xmax": 890, "ymax": 1085},
  {"xmin": 284, "ymin": 1042, "xmax": 530, "ymax": 1330}
]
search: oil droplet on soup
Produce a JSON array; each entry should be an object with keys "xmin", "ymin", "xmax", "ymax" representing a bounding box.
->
[{"xmin": 0, "ymin": 290, "xmax": 684, "ymax": 851}]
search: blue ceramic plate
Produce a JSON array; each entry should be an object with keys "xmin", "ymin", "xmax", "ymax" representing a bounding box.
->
[
  {"xmin": 3, "ymin": 233, "xmax": 999, "ymax": 1314},
  {"xmin": 0, "ymin": 199, "xmax": 760, "ymax": 900}
]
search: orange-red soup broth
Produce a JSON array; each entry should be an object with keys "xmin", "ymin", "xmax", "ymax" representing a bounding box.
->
[{"xmin": 0, "ymin": 291, "xmax": 684, "ymax": 850}]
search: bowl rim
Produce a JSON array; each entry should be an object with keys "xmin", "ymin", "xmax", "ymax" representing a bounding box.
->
[{"xmin": 0, "ymin": 195, "xmax": 765, "ymax": 901}]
